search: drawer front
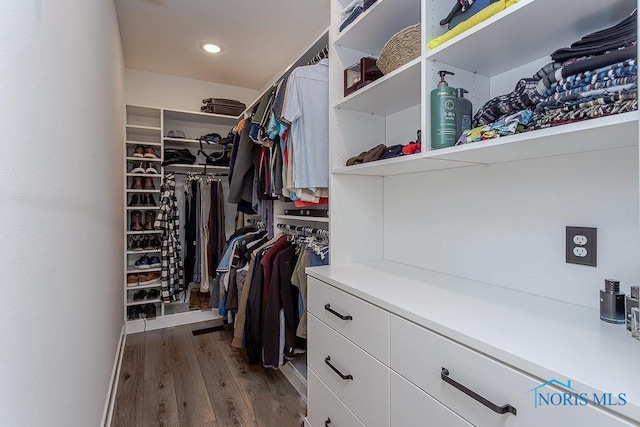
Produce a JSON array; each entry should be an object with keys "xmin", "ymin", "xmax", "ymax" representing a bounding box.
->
[
  {"xmin": 308, "ymin": 369, "xmax": 365, "ymax": 427},
  {"xmin": 308, "ymin": 276, "xmax": 389, "ymax": 364},
  {"xmin": 390, "ymin": 315, "xmax": 633, "ymax": 427},
  {"xmin": 308, "ymin": 314, "xmax": 390, "ymax": 427},
  {"xmin": 391, "ymin": 371, "xmax": 472, "ymax": 427}
]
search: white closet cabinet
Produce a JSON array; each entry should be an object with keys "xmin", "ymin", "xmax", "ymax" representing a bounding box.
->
[{"xmin": 309, "ymin": 1, "xmax": 640, "ymax": 424}]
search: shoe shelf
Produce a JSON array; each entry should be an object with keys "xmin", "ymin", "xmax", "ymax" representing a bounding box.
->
[
  {"xmin": 126, "ymin": 189, "xmax": 161, "ymax": 193},
  {"xmin": 126, "ymin": 173, "xmax": 161, "ymax": 178},
  {"xmin": 126, "ymin": 140, "xmax": 162, "ymax": 147},
  {"xmin": 274, "ymin": 214, "xmax": 330, "ymax": 223},
  {"xmin": 126, "ymin": 282, "xmax": 163, "ymax": 290},
  {"xmin": 126, "ymin": 157, "xmax": 162, "ymax": 162},
  {"xmin": 125, "ymin": 124, "xmax": 161, "ymax": 132},
  {"xmin": 164, "ymin": 164, "xmax": 229, "ymax": 171},
  {"xmin": 163, "ymin": 137, "xmax": 201, "ymax": 144},
  {"xmin": 126, "ymin": 267, "xmax": 162, "ymax": 274},
  {"xmin": 126, "ymin": 249, "xmax": 161, "ymax": 255},
  {"xmin": 126, "ymin": 298, "xmax": 162, "ymax": 307},
  {"xmin": 126, "ymin": 206, "xmax": 160, "ymax": 210},
  {"xmin": 164, "ymin": 108, "xmax": 240, "ymax": 126},
  {"xmin": 126, "ymin": 230, "xmax": 163, "ymax": 235}
]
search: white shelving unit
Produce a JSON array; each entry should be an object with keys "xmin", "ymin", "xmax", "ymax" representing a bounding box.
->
[
  {"xmin": 318, "ymin": 0, "xmax": 639, "ymax": 425},
  {"xmin": 123, "ymin": 104, "xmax": 239, "ymax": 333}
]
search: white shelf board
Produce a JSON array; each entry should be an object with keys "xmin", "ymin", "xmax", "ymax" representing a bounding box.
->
[
  {"xmin": 126, "ymin": 206, "xmax": 160, "ymax": 211},
  {"xmin": 164, "ymin": 163, "xmax": 229, "ymax": 171},
  {"xmin": 126, "ymin": 268, "xmax": 161, "ymax": 274},
  {"xmin": 125, "ymin": 173, "xmax": 161, "ymax": 178},
  {"xmin": 126, "ymin": 250, "xmax": 161, "ymax": 255},
  {"xmin": 430, "ymin": 112, "xmax": 639, "ymax": 165},
  {"xmin": 164, "ymin": 108, "xmax": 239, "ymax": 126},
  {"xmin": 126, "ymin": 157, "xmax": 162, "ymax": 162},
  {"xmin": 334, "ymin": 0, "xmax": 420, "ymax": 54},
  {"xmin": 274, "ymin": 215, "xmax": 330, "ymax": 223},
  {"xmin": 163, "ymin": 137, "xmax": 200, "ymax": 143},
  {"xmin": 333, "ymin": 57, "xmax": 421, "ymax": 115},
  {"xmin": 332, "ymin": 153, "xmax": 475, "ymax": 176},
  {"xmin": 125, "ymin": 282, "xmax": 162, "ymax": 290},
  {"xmin": 126, "ymin": 298, "xmax": 161, "ymax": 307},
  {"xmin": 126, "ymin": 140, "xmax": 161, "ymax": 146},
  {"xmin": 126, "ymin": 230, "xmax": 162, "ymax": 235},
  {"xmin": 126, "ymin": 189, "xmax": 160, "ymax": 193},
  {"xmin": 126, "ymin": 124, "xmax": 161, "ymax": 133},
  {"xmin": 126, "ymin": 105, "xmax": 160, "ymax": 119},
  {"xmin": 425, "ymin": 0, "xmax": 633, "ymax": 77}
]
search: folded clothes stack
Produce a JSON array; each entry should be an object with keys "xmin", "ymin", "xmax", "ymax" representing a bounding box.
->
[
  {"xmin": 456, "ymin": 10, "xmax": 637, "ymax": 146},
  {"xmin": 339, "ymin": 0, "xmax": 363, "ymax": 32}
]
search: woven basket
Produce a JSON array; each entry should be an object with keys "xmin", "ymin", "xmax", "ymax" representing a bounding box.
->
[{"xmin": 377, "ymin": 23, "xmax": 421, "ymax": 75}]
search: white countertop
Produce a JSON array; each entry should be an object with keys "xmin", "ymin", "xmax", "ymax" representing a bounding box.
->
[{"xmin": 307, "ymin": 260, "xmax": 640, "ymax": 422}]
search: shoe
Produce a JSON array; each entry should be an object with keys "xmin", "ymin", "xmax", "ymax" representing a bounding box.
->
[
  {"xmin": 129, "ymin": 162, "xmax": 146, "ymax": 174},
  {"xmin": 149, "ymin": 256, "xmax": 161, "ymax": 268},
  {"xmin": 144, "ymin": 303, "xmax": 157, "ymax": 319},
  {"xmin": 138, "ymin": 272, "xmax": 161, "ymax": 286},
  {"xmin": 133, "ymin": 290, "xmax": 147, "ymax": 301},
  {"xmin": 132, "ymin": 145, "xmax": 145, "ymax": 158},
  {"xmin": 144, "ymin": 211, "xmax": 157, "ymax": 230},
  {"xmin": 127, "ymin": 306, "xmax": 142, "ymax": 320},
  {"xmin": 143, "ymin": 194, "xmax": 157, "ymax": 207},
  {"xmin": 130, "ymin": 210, "xmax": 143, "ymax": 231},
  {"xmin": 145, "ymin": 235, "xmax": 161, "ymax": 250},
  {"xmin": 128, "ymin": 236, "xmax": 144, "ymax": 251},
  {"xmin": 126, "ymin": 273, "xmax": 139, "ymax": 287},
  {"xmin": 143, "ymin": 147, "xmax": 158, "ymax": 159},
  {"xmin": 128, "ymin": 194, "xmax": 143, "ymax": 207},
  {"xmin": 131, "ymin": 177, "xmax": 144, "ymax": 190},
  {"xmin": 147, "ymin": 289, "xmax": 160, "ymax": 300},
  {"xmin": 145, "ymin": 162, "xmax": 159, "ymax": 174},
  {"xmin": 134, "ymin": 255, "xmax": 151, "ymax": 270},
  {"xmin": 143, "ymin": 177, "xmax": 155, "ymax": 190}
]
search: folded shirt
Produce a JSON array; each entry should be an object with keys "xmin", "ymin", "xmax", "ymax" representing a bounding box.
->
[
  {"xmin": 473, "ymin": 78, "xmax": 539, "ymax": 127},
  {"xmin": 339, "ymin": 5, "xmax": 363, "ymax": 32}
]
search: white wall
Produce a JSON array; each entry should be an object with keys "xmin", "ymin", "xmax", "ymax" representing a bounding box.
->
[
  {"xmin": 384, "ymin": 147, "xmax": 639, "ymax": 309},
  {"xmin": 0, "ymin": 1, "xmax": 125, "ymax": 425},
  {"xmin": 126, "ymin": 68, "xmax": 259, "ymax": 112}
]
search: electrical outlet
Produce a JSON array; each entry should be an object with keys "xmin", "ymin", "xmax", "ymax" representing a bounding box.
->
[{"xmin": 566, "ymin": 226, "xmax": 597, "ymax": 267}]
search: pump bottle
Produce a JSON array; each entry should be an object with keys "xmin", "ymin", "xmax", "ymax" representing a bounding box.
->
[{"xmin": 431, "ymin": 71, "xmax": 456, "ymax": 150}]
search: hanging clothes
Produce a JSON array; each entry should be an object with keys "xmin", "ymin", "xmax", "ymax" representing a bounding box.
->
[
  {"xmin": 199, "ymin": 182, "xmax": 210, "ymax": 293},
  {"xmin": 207, "ymin": 180, "xmax": 226, "ymax": 275},
  {"xmin": 154, "ymin": 173, "xmax": 184, "ymax": 302}
]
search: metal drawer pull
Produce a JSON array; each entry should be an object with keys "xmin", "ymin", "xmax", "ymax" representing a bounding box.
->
[
  {"xmin": 441, "ymin": 367, "xmax": 517, "ymax": 416},
  {"xmin": 325, "ymin": 356, "xmax": 353, "ymax": 380},
  {"xmin": 325, "ymin": 417, "xmax": 331, "ymax": 426},
  {"xmin": 324, "ymin": 303, "xmax": 353, "ymax": 320}
]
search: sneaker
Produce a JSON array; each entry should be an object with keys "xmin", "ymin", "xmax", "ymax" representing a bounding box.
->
[
  {"xmin": 144, "ymin": 303, "xmax": 157, "ymax": 319},
  {"xmin": 132, "ymin": 145, "xmax": 145, "ymax": 158},
  {"xmin": 127, "ymin": 306, "xmax": 142, "ymax": 320},
  {"xmin": 147, "ymin": 289, "xmax": 160, "ymax": 300},
  {"xmin": 129, "ymin": 162, "xmax": 146, "ymax": 174},
  {"xmin": 143, "ymin": 147, "xmax": 158, "ymax": 159},
  {"xmin": 133, "ymin": 290, "xmax": 147, "ymax": 301},
  {"xmin": 145, "ymin": 162, "xmax": 159, "ymax": 174},
  {"xmin": 128, "ymin": 236, "xmax": 144, "ymax": 251},
  {"xmin": 149, "ymin": 256, "xmax": 161, "ymax": 268},
  {"xmin": 134, "ymin": 255, "xmax": 151, "ymax": 270},
  {"xmin": 130, "ymin": 210, "xmax": 143, "ymax": 231},
  {"xmin": 143, "ymin": 177, "xmax": 155, "ymax": 190},
  {"xmin": 128, "ymin": 194, "xmax": 143, "ymax": 207},
  {"xmin": 144, "ymin": 211, "xmax": 157, "ymax": 230},
  {"xmin": 143, "ymin": 194, "xmax": 157, "ymax": 207},
  {"xmin": 144, "ymin": 235, "xmax": 161, "ymax": 250},
  {"xmin": 138, "ymin": 272, "xmax": 161, "ymax": 286},
  {"xmin": 126, "ymin": 273, "xmax": 139, "ymax": 287}
]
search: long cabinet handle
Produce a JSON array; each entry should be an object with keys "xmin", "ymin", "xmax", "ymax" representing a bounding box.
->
[
  {"xmin": 325, "ymin": 417, "xmax": 331, "ymax": 426},
  {"xmin": 441, "ymin": 367, "xmax": 517, "ymax": 416},
  {"xmin": 325, "ymin": 356, "xmax": 353, "ymax": 380},
  {"xmin": 324, "ymin": 303, "xmax": 353, "ymax": 320}
]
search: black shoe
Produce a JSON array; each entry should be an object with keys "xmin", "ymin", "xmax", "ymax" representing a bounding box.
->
[
  {"xmin": 133, "ymin": 290, "xmax": 147, "ymax": 301},
  {"xmin": 128, "ymin": 236, "xmax": 144, "ymax": 251},
  {"xmin": 143, "ymin": 194, "xmax": 157, "ymax": 207},
  {"xmin": 128, "ymin": 194, "xmax": 143, "ymax": 207},
  {"xmin": 144, "ymin": 303, "xmax": 157, "ymax": 319},
  {"xmin": 147, "ymin": 289, "xmax": 160, "ymax": 300},
  {"xmin": 127, "ymin": 306, "xmax": 141, "ymax": 320}
]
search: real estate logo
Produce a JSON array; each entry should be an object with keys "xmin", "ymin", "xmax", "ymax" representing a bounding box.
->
[{"xmin": 528, "ymin": 379, "xmax": 627, "ymax": 409}]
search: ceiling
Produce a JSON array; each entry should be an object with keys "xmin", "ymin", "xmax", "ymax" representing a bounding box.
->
[{"xmin": 114, "ymin": 0, "xmax": 330, "ymax": 90}]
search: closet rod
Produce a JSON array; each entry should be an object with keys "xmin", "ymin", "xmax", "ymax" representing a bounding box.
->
[
  {"xmin": 169, "ymin": 171, "xmax": 228, "ymax": 177},
  {"xmin": 277, "ymin": 223, "xmax": 329, "ymax": 237}
]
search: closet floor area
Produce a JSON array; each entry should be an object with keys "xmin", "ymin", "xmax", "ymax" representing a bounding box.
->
[{"xmin": 111, "ymin": 320, "xmax": 306, "ymax": 427}]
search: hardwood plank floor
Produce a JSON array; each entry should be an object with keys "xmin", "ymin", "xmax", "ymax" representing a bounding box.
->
[{"xmin": 112, "ymin": 320, "xmax": 306, "ymax": 427}]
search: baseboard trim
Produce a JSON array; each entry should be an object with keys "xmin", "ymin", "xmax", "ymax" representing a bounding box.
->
[
  {"xmin": 101, "ymin": 323, "xmax": 126, "ymax": 427},
  {"xmin": 125, "ymin": 310, "xmax": 221, "ymax": 334},
  {"xmin": 281, "ymin": 362, "xmax": 307, "ymax": 401}
]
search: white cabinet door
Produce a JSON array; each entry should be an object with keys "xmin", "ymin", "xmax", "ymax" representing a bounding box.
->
[
  {"xmin": 391, "ymin": 371, "xmax": 473, "ymax": 427},
  {"xmin": 308, "ymin": 369, "xmax": 366, "ymax": 427},
  {"xmin": 308, "ymin": 314, "xmax": 390, "ymax": 427},
  {"xmin": 308, "ymin": 276, "xmax": 389, "ymax": 364},
  {"xmin": 390, "ymin": 315, "xmax": 633, "ymax": 427}
]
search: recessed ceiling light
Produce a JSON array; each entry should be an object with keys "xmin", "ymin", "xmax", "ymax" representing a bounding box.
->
[{"xmin": 201, "ymin": 43, "xmax": 222, "ymax": 54}]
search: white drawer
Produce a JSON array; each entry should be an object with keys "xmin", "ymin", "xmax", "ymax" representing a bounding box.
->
[
  {"xmin": 391, "ymin": 371, "xmax": 472, "ymax": 427},
  {"xmin": 308, "ymin": 369, "xmax": 365, "ymax": 427},
  {"xmin": 308, "ymin": 276, "xmax": 389, "ymax": 364},
  {"xmin": 308, "ymin": 314, "xmax": 390, "ymax": 427},
  {"xmin": 390, "ymin": 315, "xmax": 633, "ymax": 427}
]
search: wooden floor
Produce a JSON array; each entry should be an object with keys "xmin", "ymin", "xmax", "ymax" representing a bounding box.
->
[{"xmin": 111, "ymin": 320, "xmax": 306, "ymax": 427}]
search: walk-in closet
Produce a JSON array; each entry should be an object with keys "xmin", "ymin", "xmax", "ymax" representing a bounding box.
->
[{"xmin": 2, "ymin": 1, "xmax": 639, "ymax": 426}]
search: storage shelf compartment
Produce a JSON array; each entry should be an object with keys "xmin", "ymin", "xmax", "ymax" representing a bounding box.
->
[
  {"xmin": 274, "ymin": 215, "xmax": 330, "ymax": 223},
  {"xmin": 332, "ymin": 153, "xmax": 474, "ymax": 176},
  {"xmin": 163, "ymin": 137, "xmax": 201, "ymax": 143},
  {"xmin": 126, "ymin": 298, "xmax": 161, "ymax": 307},
  {"xmin": 126, "ymin": 124, "xmax": 161, "ymax": 132},
  {"xmin": 164, "ymin": 164, "xmax": 229, "ymax": 172},
  {"xmin": 334, "ymin": 0, "xmax": 421, "ymax": 55},
  {"xmin": 333, "ymin": 57, "xmax": 421, "ymax": 115},
  {"xmin": 425, "ymin": 0, "xmax": 633, "ymax": 77},
  {"xmin": 164, "ymin": 108, "xmax": 239, "ymax": 126},
  {"xmin": 126, "ymin": 140, "xmax": 161, "ymax": 146},
  {"xmin": 126, "ymin": 157, "xmax": 162, "ymax": 162},
  {"xmin": 429, "ymin": 112, "xmax": 639, "ymax": 164}
]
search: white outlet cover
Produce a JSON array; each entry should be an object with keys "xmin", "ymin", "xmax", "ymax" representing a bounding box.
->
[
  {"xmin": 573, "ymin": 247, "xmax": 588, "ymax": 257},
  {"xmin": 573, "ymin": 235, "xmax": 588, "ymax": 245}
]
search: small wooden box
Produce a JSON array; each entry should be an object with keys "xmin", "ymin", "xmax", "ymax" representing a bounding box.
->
[{"xmin": 343, "ymin": 57, "xmax": 384, "ymax": 97}]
